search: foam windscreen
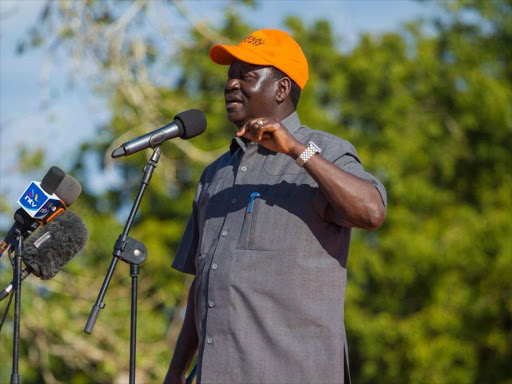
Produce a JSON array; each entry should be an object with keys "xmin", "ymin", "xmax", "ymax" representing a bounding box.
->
[
  {"xmin": 174, "ymin": 109, "xmax": 207, "ymax": 139},
  {"xmin": 54, "ymin": 174, "xmax": 82, "ymax": 206},
  {"xmin": 41, "ymin": 166, "xmax": 66, "ymax": 194},
  {"xmin": 23, "ymin": 210, "xmax": 88, "ymax": 280}
]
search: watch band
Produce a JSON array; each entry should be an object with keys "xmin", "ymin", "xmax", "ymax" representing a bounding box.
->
[{"xmin": 296, "ymin": 141, "xmax": 321, "ymax": 167}]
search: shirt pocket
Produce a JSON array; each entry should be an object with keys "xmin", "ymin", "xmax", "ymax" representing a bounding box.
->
[{"xmin": 235, "ymin": 186, "xmax": 317, "ymax": 252}]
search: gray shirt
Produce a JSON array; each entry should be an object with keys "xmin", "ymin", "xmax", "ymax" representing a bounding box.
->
[{"xmin": 172, "ymin": 112, "xmax": 386, "ymax": 384}]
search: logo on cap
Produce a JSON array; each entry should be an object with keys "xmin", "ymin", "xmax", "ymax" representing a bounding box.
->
[{"xmin": 242, "ymin": 35, "xmax": 265, "ymax": 47}]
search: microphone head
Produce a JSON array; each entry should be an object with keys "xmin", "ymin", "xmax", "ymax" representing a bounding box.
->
[
  {"xmin": 14, "ymin": 208, "xmax": 33, "ymax": 226},
  {"xmin": 111, "ymin": 146, "xmax": 126, "ymax": 158},
  {"xmin": 23, "ymin": 211, "xmax": 88, "ymax": 280},
  {"xmin": 54, "ymin": 174, "xmax": 82, "ymax": 206},
  {"xmin": 41, "ymin": 166, "xmax": 66, "ymax": 194},
  {"xmin": 174, "ymin": 109, "xmax": 207, "ymax": 140}
]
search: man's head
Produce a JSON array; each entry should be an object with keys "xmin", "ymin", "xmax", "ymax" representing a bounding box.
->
[{"xmin": 209, "ymin": 29, "xmax": 308, "ymax": 127}]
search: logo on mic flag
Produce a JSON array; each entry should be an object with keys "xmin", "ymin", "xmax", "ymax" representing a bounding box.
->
[
  {"xmin": 19, "ymin": 182, "xmax": 46, "ymax": 210},
  {"xmin": 17, "ymin": 181, "xmax": 61, "ymax": 219},
  {"xmin": 28, "ymin": 189, "xmax": 39, "ymax": 202}
]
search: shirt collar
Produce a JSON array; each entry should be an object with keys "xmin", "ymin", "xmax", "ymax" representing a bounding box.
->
[{"xmin": 229, "ymin": 111, "xmax": 302, "ymax": 155}]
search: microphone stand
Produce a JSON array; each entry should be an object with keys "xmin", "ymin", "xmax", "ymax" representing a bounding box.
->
[
  {"xmin": 10, "ymin": 229, "xmax": 24, "ymax": 384},
  {"xmin": 84, "ymin": 148, "xmax": 160, "ymax": 384}
]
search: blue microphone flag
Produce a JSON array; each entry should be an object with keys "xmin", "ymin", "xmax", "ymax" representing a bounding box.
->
[{"xmin": 17, "ymin": 181, "xmax": 62, "ymax": 219}]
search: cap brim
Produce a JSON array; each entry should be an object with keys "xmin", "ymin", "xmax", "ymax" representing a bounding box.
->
[{"xmin": 209, "ymin": 44, "xmax": 273, "ymax": 66}]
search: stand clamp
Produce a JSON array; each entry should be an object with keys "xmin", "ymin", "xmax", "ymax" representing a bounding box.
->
[{"xmin": 114, "ymin": 236, "xmax": 147, "ymax": 265}]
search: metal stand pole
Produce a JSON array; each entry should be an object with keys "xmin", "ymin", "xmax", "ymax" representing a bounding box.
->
[
  {"xmin": 10, "ymin": 229, "xmax": 24, "ymax": 384},
  {"xmin": 85, "ymin": 147, "xmax": 160, "ymax": 383},
  {"xmin": 130, "ymin": 264, "xmax": 139, "ymax": 384}
]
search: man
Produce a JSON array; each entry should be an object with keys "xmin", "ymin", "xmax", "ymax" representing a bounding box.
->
[{"xmin": 164, "ymin": 29, "xmax": 387, "ymax": 384}]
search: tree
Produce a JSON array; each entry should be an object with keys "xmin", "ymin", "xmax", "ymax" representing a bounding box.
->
[{"xmin": 1, "ymin": 0, "xmax": 510, "ymax": 383}]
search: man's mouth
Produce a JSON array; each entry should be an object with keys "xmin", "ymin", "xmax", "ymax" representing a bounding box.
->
[
  {"xmin": 225, "ymin": 94, "xmax": 243, "ymax": 108},
  {"xmin": 226, "ymin": 100, "xmax": 242, "ymax": 109}
]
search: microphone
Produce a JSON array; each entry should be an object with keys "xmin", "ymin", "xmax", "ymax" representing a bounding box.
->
[
  {"xmin": 39, "ymin": 173, "xmax": 82, "ymax": 224},
  {"xmin": 111, "ymin": 109, "xmax": 207, "ymax": 158},
  {"xmin": 53, "ymin": 173, "xmax": 82, "ymax": 207},
  {"xmin": 1, "ymin": 169, "xmax": 82, "ymax": 257},
  {"xmin": 16, "ymin": 168, "xmax": 67, "ymax": 219},
  {"xmin": 0, "ymin": 210, "xmax": 88, "ymax": 300},
  {"xmin": 41, "ymin": 166, "xmax": 66, "ymax": 194},
  {"xmin": 1, "ymin": 166, "xmax": 64, "ymax": 257},
  {"xmin": 0, "ymin": 268, "xmax": 31, "ymax": 301},
  {"xmin": 0, "ymin": 209, "xmax": 40, "ymax": 257}
]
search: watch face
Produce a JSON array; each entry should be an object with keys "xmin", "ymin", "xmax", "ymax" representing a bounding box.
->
[{"xmin": 308, "ymin": 141, "xmax": 321, "ymax": 153}]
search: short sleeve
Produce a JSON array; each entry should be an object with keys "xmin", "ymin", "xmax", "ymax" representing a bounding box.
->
[
  {"xmin": 334, "ymin": 153, "xmax": 387, "ymax": 208},
  {"xmin": 171, "ymin": 182, "xmax": 203, "ymax": 275},
  {"xmin": 313, "ymin": 138, "xmax": 387, "ymax": 226}
]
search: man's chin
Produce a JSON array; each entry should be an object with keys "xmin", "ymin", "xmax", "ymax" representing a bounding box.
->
[{"xmin": 226, "ymin": 111, "xmax": 246, "ymax": 128}]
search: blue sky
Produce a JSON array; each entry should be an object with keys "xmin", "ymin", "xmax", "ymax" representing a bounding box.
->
[{"xmin": 0, "ymin": 0, "xmax": 440, "ymax": 227}]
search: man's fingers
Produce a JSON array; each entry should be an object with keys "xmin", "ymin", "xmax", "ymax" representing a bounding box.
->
[
  {"xmin": 237, "ymin": 119, "xmax": 260, "ymax": 138},
  {"xmin": 257, "ymin": 128, "xmax": 265, "ymax": 142},
  {"xmin": 236, "ymin": 124, "xmax": 247, "ymax": 137},
  {"xmin": 237, "ymin": 118, "xmax": 277, "ymax": 143},
  {"xmin": 245, "ymin": 120, "xmax": 260, "ymax": 140}
]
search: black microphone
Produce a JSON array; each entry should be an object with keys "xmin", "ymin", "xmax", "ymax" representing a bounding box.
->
[
  {"xmin": 41, "ymin": 166, "xmax": 66, "ymax": 194},
  {"xmin": 111, "ymin": 109, "xmax": 207, "ymax": 158},
  {"xmin": 0, "ymin": 210, "xmax": 88, "ymax": 300},
  {"xmin": 0, "ymin": 209, "xmax": 40, "ymax": 257}
]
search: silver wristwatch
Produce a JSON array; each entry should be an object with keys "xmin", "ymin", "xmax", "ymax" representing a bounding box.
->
[{"xmin": 296, "ymin": 141, "xmax": 321, "ymax": 167}]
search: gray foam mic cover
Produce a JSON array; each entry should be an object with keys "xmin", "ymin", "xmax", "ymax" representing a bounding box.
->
[
  {"xmin": 23, "ymin": 210, "xmax": 88, "ymax": 280},
  {"xmin": 174, "ymin": 109, "xmax": 207, "ymax": 139},
  {"xmin": 54, "ymin": 174, "xmax": 82, "ymax": 206}
]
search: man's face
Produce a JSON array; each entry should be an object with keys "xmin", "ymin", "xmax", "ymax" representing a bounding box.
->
[{"xmin": 224, "ymin": 60, "xmax": 278, "ymax": 128}]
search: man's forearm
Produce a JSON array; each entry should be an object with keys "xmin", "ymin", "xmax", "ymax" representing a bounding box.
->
[
  {"xmin": 295, "ymin": 143, "xmax": 386, "ymax": 229},
  {"xmin": 165, "ymin": 278, "xmax": 199, "ymax": 381}
]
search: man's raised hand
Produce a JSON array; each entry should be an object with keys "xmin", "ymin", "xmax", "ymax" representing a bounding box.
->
[{"xmin": 236, "ymin": 118, "xmax": 304, "ymax": 157}]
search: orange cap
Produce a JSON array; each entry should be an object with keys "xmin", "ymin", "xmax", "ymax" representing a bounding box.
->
[{"xmin": 209, "ymin": 29, "xmax": 309, "ymax": 89}]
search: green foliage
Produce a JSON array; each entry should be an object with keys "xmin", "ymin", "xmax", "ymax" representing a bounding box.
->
[{"xmin": 1, "ymin": 1, "xmax": 511, "ymax": 383}]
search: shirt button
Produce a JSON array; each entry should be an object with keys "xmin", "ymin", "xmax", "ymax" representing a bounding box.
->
[
  {"xmin": 221, "ymin": 230, "xmax": 228, "ymax": 237},
  {"xmin": 231, "ymin": 198, "xmax": 237, "ymax": 204},
  {"xmin": 240, "ymin": 166, "xmax": 248, "ymax": 172},
  {"xmin": 212, "ymin": 263, "xmax": 218, "ymax": 270},
  {"xmin": 207, "ymin": 337, "xmax": 213, "ymax": 344},
  {"xmin": 208, "ymin": 300, "xmax": 215, "ymax": 308}
]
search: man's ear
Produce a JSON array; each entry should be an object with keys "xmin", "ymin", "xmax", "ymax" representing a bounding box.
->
[{"xmin": 276, "ymin": 77, "xmax": 292, "ymax": 104}]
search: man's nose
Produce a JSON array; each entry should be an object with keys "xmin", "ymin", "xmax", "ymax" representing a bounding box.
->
[{"xmin": 225, "ymin": 78, "xmax": 241, "ymax": 93}]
